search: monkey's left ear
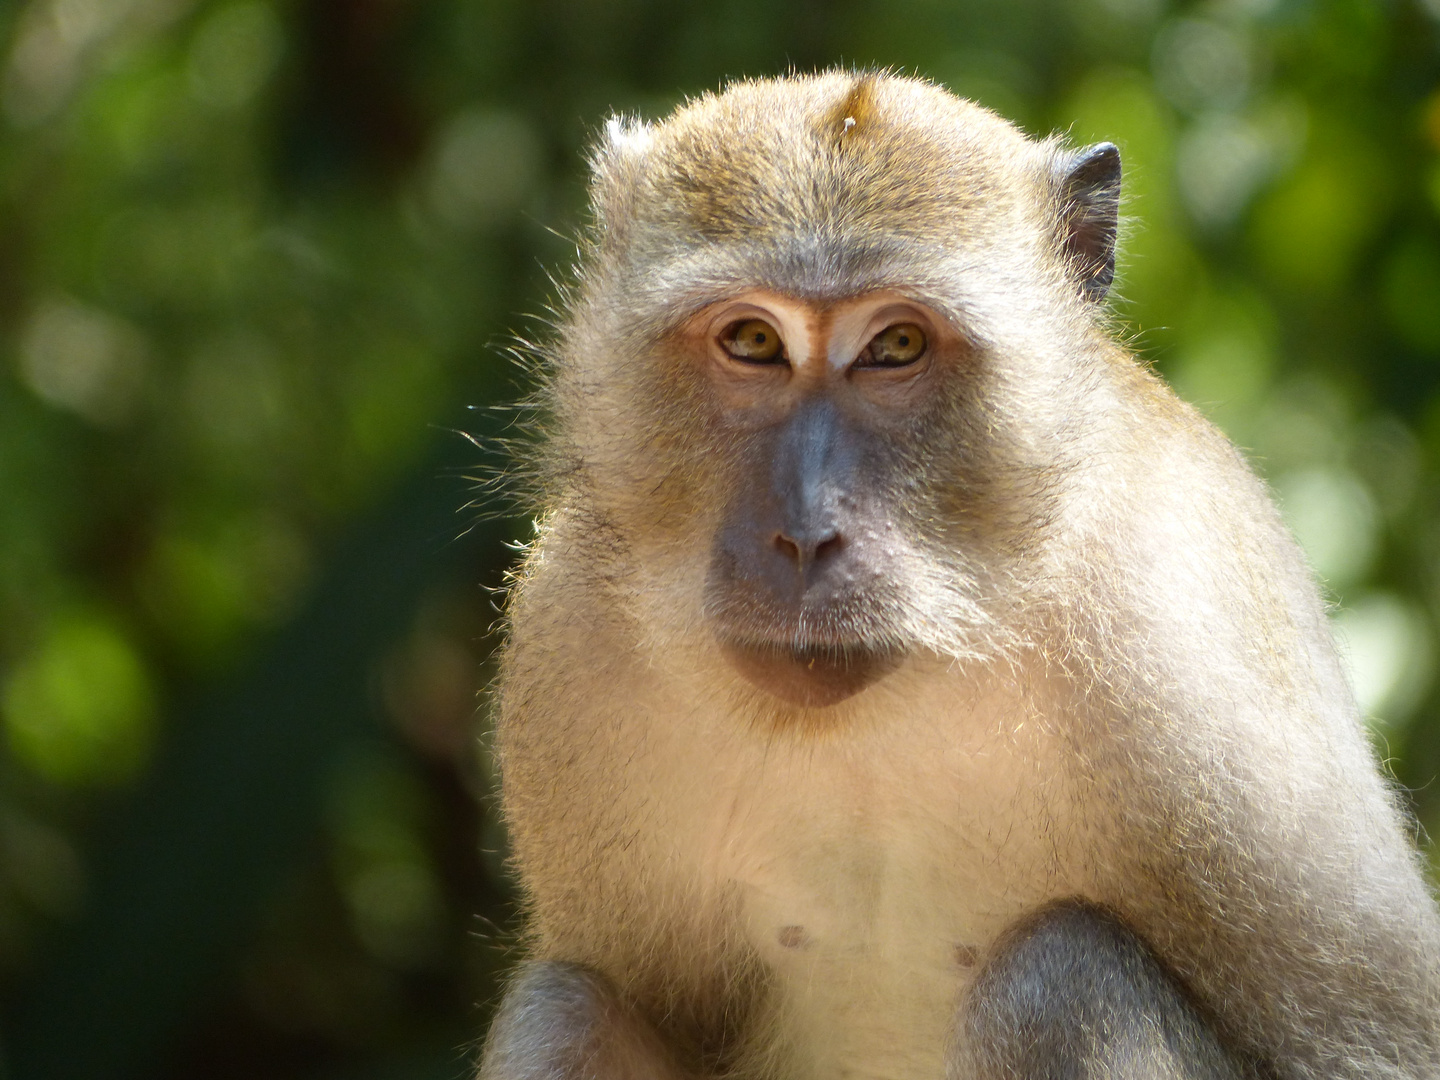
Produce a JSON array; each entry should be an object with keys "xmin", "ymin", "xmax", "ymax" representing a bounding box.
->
[{"xmin": 1054, "ymin": 142, "xmax": 1121, "ymax": 301}]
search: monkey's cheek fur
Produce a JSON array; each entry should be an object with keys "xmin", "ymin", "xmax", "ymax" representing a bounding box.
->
[{"xmin": 718, "ymin": 640, "xmax": 900, "ymax": 707}]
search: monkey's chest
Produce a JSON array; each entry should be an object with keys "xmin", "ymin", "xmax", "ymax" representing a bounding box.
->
[
  {"xmin": 694, "ymin": 713, "xmax": 1067, "ymax": 1080},
  {"xmin": 731, "ymin": 826, "xmax": 982, "ymax": 1080}
]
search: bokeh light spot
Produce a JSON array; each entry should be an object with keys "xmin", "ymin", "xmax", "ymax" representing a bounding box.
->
[
  {"xmin": 425, "ymin": 109, "xmax": 541, "ymax": 230},
  {"xmin": 182, "ymin": 332, "xmax": 289, "ymax": 467},
  {"xmin": 1250, "ymin": 143, "xmax": 1384, "ymax": 293},
  {"xmin": 1152, "ymin": 17, "xmax": 1253, "ymax": 114},
  {"xmin": 0, "ymin": 811, "xmax": 85, "ymax": 917},
  {"xmin": 139, "ymin": 512, "xmax": 313, "ymax": 665},
  {"xmin": 187, "ymin": 2, "xmax": 283, "ymax": 110},
  {"xmin": 1273, "ymin": 466, "xmax": 1377, "ymax": 592},
  {"xmin": 1332, "ymin": 592, "xmax": 1435, "ymax": 731},
  {"xmin": 18, "ymin": 297, "xmax": 149, "ymax": 426},
  {"xmin": 1168, "ymin": 286, "xmax": 1277, "ymax": 424},
  {"xmin": 1175, "ymin": 96, "xmax": 1306, "ymax": 229},
  {"xmin": 2, "ymin": 613, "xmax": 156, "ymax": 787},
  {"xmin": 325, "ymin": 748, "xmax": 445, "ymax": 969}
]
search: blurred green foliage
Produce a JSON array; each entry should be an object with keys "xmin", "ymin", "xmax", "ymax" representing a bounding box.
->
[{"xmin": 0, "ymin": 0, "xmax": 1437, "ymax": 1077}]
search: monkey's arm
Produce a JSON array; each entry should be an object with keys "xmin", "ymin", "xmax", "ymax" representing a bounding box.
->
[
  {"xmin": 1071, "ymin": 382, "xmax": 1440, "ymax": 1078},
  {"xmin": 959, "ymin": 901, "xmax": 1248, "ymax": 1080},
  {"xmin": 479, "ymin": 963, "xmax": 691, "ymax": 1080}
]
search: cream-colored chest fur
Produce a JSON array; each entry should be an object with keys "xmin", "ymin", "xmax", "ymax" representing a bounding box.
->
[{"xmin": 632, "ymin": 664, "xmax": 1079, "ymax": 1080}]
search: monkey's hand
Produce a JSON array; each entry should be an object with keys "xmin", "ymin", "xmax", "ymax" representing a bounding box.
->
[{"xmin": 479, "ymin": 962, "xmax": 692, "ymax": 1080}]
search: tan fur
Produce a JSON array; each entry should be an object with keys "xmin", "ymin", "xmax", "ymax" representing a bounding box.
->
[{"xmin": 493, "ymin": 71, "xmax": 1440, "ymax": 1080}]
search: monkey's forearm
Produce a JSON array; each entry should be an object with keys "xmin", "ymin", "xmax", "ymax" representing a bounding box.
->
[
  {"xmin": 479, "ymin": 962, "xmax": 691, "ymax": 1080},
  {"xmin": 958, "ymin": 901, "xmax": 1250, "ymax": 1080}
]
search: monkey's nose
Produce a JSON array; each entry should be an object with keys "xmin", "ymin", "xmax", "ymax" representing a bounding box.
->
[{"xmin": 773, "ymin": 528, "xmax": 843, "ymax": 571}]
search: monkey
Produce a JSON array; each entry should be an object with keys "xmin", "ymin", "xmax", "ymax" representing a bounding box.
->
[{"xmin": 479, "ymin": 71, "xmax": 1440, "ymax": 1080}]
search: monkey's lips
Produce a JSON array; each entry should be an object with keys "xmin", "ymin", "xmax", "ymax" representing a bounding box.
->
[{"xmin": 718, "ymin": 639, "xmax": 899, "ymax": 707}]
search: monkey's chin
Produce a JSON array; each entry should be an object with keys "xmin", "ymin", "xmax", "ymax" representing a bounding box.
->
[{"xmin": 718, "ymin": 641, "xmax": 899, "ymax": 708}]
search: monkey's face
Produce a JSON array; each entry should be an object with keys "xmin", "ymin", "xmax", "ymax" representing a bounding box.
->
[
  {"xmin": 664, "ymin": 289, "xmax": 985, "ymax": 708},
  {"xmin": 556, "ymin": 73, "xmax": 1117, "ymax": 711}
]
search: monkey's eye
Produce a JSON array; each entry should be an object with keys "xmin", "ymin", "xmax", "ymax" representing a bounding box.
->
[
  {"xmin": 722, "ymin": 319, "xmax": 785, "ymax": 363},
  {"xmin": 860, "ymin": 323, "xmax": 927, "ymax": 368}
]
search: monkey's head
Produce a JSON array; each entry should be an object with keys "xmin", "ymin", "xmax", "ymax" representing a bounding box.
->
[{"xmin": 545, "ymin": 71, "xmax": 1121, "ymax": 711}]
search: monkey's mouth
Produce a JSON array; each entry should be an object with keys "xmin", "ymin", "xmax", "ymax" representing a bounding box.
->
[{"xmin": 717, "ymin": 639, "xmax": 899, "ymax": 708}]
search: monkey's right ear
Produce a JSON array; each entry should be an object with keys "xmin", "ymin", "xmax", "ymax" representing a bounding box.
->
[{"xmin": 1054, "ymin": 142, "xmax": 1121, "ymax": 301}]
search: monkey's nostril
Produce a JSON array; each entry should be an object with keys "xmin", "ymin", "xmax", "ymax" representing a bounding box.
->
[
  {"xmin": 773, "ymin": 530, "xmax": 843, "ymax": 568},
  {"xmin": 773, "ymin": 533, "xmax": 803, "ymax": 565}
]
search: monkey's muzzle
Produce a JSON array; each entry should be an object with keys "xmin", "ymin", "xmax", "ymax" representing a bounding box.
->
[{"xmin": 705, "ymin": 399, "xmax": 907, "ymax": 707}]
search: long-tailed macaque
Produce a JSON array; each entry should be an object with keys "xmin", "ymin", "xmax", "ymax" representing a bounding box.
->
[{"xmin": 480, "ymin": 71, "xmax": 1440, "ymax": 1080}]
